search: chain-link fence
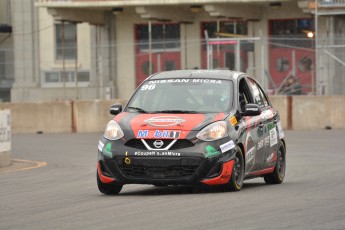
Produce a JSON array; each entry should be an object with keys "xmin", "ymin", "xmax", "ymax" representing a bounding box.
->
[
  {"xmin": 204, "ymin": 36, "xmax": 317, "ymax": 95},
  {"xmin": 1, "ymin": 35, "xmax": 345, "ymax": 102}
]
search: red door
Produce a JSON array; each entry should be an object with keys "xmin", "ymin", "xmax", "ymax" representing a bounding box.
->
[
  {"xmin": 136, "ymin": 52, "xmax": 181, "ymax": 86},
  {"xmin": 269, "ymin": 47, "xmax": 315, "ymax": 94}
]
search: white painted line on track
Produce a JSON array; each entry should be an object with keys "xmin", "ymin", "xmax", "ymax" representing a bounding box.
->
[{"xmin": 0, "ymin": 159, "xmax": 48, "ymax": 173}]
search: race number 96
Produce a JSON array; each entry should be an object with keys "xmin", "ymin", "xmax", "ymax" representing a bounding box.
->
[{"xmin": 141, "ymin": 84, "xmax": 156, "ymax": 91}]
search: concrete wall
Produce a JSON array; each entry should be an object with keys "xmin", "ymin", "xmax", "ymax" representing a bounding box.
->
[
  {"xmin": 292, "ymin": 96, "xmax": 345, "ymax": 130},
  {"xmin": 0, "ymin": 101, "xmax": 72, "ymax": 133},
  {"xmin": 269, "ymin": 95, "xmax": 288, "ymax": 129},
  {"xmin": 1, "ymin": 96, "xmax": 345, "ymax": 133},
  {"xmin": 73, "ymin": 99, "xmax": 127, "ymax": 133},
  {"xmin": 0, "ymin": 99, "xmax": 127, "ymax": 134}
]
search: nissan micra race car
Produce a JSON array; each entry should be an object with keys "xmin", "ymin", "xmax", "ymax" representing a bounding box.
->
[{"xmin": 97, "ymin": 70, "xmax": 286, "ymax": 194}]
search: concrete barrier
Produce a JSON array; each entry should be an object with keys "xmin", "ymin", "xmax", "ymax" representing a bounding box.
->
[
  {"xmin": 1, "ymin": 96, "xmax": 345, "ymax": 133},
  {"xmin": 0, "ymin": 110, "xmax": 11, "ymax": 168},
  {"xmin": 0, "ymin": 101, "xmax": 72, "ymax": 133},
  {"xmin": 292, "ymin": 96, "xmax": 345, "ymax": 129},
  {"xmin": 73, "ymin": 99, "xmax": 127, "ymax": 133},
  {"xmin": 269, "ymin": 95, "xmax": 288, "ymax": 129}
]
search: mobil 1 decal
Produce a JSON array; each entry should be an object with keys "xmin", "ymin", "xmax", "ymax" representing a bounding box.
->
[{"xmin": 137, "ymin": 130, "xmax": 181, "ymax": 139}]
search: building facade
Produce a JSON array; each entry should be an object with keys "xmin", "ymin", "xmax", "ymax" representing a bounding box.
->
[
  {"xmin": 2, "ymin": 0, "xmax": 345, "ymax": 102},
  {"xmin": 0, "ymin": 0, "xmax": 13, "ymax": 102}
]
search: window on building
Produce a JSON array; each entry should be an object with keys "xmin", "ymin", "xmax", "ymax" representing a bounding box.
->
[
  {"xmin": 202, "ymin": 20, "xmax": 247, "ymax": 39},
  {"xmin": 200, "ymin": 20, "xmax": 248, "ymax": 70},
  {"xmin": 43, "ymin": 70, "xmax": 90, "ymax": 86},
  {"xmin": 0, "ymin": 51, "xmax": 5, "ymax": 80},
  {"xmin": 269, "ymin": 19, "xmax": 314, "ymax": 48},
  {"xmin": 135, "ymin": 23, "xmax": 180, "ymax": 52},
  {"xmin": 55, "ymin": 22, "xmax": 77, "ymax": 60}
]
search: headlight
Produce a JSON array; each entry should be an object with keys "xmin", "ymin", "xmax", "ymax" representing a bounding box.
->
[
  {"xmin": 196, "ymin": 121, "xmax": 228, "ymax": 141},
  {"xmin": 103, "ymin": 120, "xmax": 124, "ymax": 140}
]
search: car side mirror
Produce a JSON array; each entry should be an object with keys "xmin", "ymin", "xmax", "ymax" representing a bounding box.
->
[
  {"xmin": 242, "ymin": 103, "xmax": 261, "ymax": 116},
  {"xmin": 110, "ymin": 103, "xmax": 122, "ymax": 115}
]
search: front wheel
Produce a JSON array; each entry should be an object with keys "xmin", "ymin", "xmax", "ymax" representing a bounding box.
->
[
  {"xmin": 97, "ymin": 171, "xmax": 123, "ymax": 195},
  {"xmin": 223, "ymin": 147, "xmax": 245, "ymax": 191},
  {"xmin": 264, "ymin": 140, "xmax": 286, "ymax": 184}
]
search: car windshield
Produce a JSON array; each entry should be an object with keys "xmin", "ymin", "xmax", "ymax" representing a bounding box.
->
[{"xmin": 127, "ymin": 78, "xmax": 233, "ymax": 113}]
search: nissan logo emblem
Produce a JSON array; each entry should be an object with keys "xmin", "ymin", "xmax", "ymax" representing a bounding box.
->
[{"xmin": 153, "ymin": 140, "xmax": 164, "ymax": 148}]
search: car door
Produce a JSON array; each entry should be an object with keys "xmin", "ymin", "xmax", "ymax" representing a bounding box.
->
[
  {"xmin": 246, "ymin": 78, "xmax": 277, "ymax": 170},
  {"xmin": 238, "ymin": 77, "xmax": 264, "ymax": 173}
]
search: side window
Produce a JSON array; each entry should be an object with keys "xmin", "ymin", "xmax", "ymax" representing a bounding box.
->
[
  {"xmin": 247, "ymin": 78, "xmax": 269, "ymax": 108},
  {"xmin": 238, "ymin": 78, "xmax": 252, "ymax": 112}
]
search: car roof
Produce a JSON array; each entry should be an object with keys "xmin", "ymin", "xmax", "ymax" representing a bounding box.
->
[{"xmin": 148, "ymin": 69, "xmax": 244, "ymax": 81}]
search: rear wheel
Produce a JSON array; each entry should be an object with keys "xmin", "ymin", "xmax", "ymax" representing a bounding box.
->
[
  {"xmin": 97, "ymin": 172, "xmax": 123, "ymax": 195},
  {"xmin": 224, "ymin": 147, "xmax": 244, "ymax": 191},
  {"xmin": 264, "ymin": 141, "xmax": 286, "ymax": 184}
]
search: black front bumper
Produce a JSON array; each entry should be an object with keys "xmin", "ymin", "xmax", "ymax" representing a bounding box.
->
[{"xmin": 98, "ymin": 136, "xmax": 236, "ymax": 185}]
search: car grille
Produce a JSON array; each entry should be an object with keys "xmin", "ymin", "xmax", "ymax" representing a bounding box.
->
[
  {"xmin": 124, "ymin": 139, "xmax": 194, "ymax": 150},
  {"xmin": 115, "ymin": 157, "xmax": 201, "ymax": 179}
]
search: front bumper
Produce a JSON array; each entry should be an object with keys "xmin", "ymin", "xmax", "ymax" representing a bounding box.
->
[{"xmin": 97, "ymin": 136, "xmax": 237, "ymax": 186}]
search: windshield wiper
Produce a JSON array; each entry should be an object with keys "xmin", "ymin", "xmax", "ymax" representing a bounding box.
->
[
  {"xmin": 127, "ymin": 106, "xmax": 149, "ymax": 113},
  {"xmin": 153, "ymin": 110, "xmax": 198, "ymax": 114}
]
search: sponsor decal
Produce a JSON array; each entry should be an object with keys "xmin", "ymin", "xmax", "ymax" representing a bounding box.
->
[
  {"xmin": 145, "ymin": 116, "xmax": 185, "ymax": 127},
  {"xmin": 134, "ymin": 151, "xmax": 181, "ymax": 157},
  {"xmin": 137, "ymin": 130, "xmax": 181, "ymax": 139},
  {"xmin": 205, "ymin": 145, "xmax": 221, "ymax": 158},
  {"xmin": 191, "ymin": 79, "xmax": 222, "ymax": 84},
  {"xmin": 220, "ymin": 140, "xmax": 236, "ymax": 153},
  {"xmin": 261, "ymin": 110, "xmax": 274, "ymax": 119},
  {"xmin": 267, "ymin": 123, "xmax": 275, "ymax": 130},
  {"xmin": 246, "ymin": 107, "xmax": 259, "ymax": 112},
  {"xmin": 257, "ymin": 139, "xmax": 264, "ymax": 150},
  {"xmin": 230, "ymin": 116, "xmax": 238, "ymax": 126},
  {"xmin": 266, "ymin": 152, "xmax": 275, "ymax": 163},
  {"xmin": 270, "ymin": 128, "xmax": 278, "ymax": 147},
  {"xmin": 246, "ymin": 146, "xmax": 256, "ymax": 164},
  {"xmin": 147, "ymin": 78, "xmax": 222, "ymax": 84},
  {"xmin": 245, "ymin": 133, "xmax": 256, "ymax": 172},
  {"xmin": 98, "ymin": 140, "xmax": 104, "ymax": 152},
  {"xmin": 103, "ymin": 143, "xmax": 112, "ymax": 158},
  {"xmin": 264, "ymin": 136, "xmax": 270, "ymax": 147},
  {"xmin": 277, "ymin": 121, "xmax": 285, "ymax": 139}
]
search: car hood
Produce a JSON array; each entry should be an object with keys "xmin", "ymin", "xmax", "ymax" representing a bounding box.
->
[{"xmin": 114, "ymin": 112, "xmax": 228, "ymax": 139}]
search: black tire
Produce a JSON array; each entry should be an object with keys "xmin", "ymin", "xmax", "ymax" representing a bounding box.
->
[
  {"xmin": 224, "ymin": 147, "xmax": 245, "ymax": 191},
  {"xmin": 264, "ymin": 140, "xmax": 286, "ymax": 184},
  {"xmin": 97, "ymin": 171, "xmax": 123, "ymax": 195}
]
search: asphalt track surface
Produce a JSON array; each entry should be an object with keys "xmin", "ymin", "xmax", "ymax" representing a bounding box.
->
[{"xmin": 1, "ymin": 130, "xmax": 345, "ymax": 230}]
